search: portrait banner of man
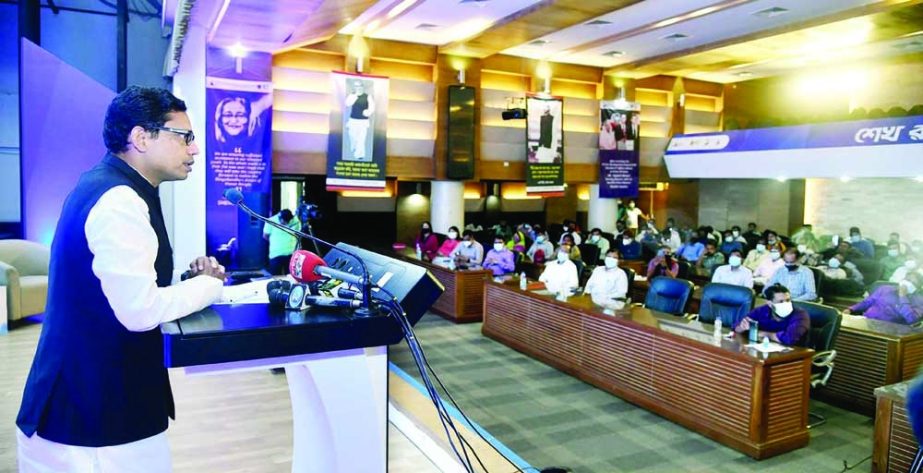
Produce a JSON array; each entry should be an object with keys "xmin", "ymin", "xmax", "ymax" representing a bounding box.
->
[
  {"xmin": 599, "ymin": 100, "xmax": 641, "ymax": 198},
  {"xmin": 204, "ymin": 47, "xmax": 274, "ymax": 269},
  {"xmin": 525, "ymin": 94, "xmax": 564, "ymax": 196},
  {"xmin": 326, "ymin": 71, "xmax": 389, "ymax": 191}
]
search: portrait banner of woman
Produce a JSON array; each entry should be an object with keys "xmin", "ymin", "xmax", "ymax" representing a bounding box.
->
[{"xmin": 326, "ymin": 71, "xmax": 390, "ymax": 191}]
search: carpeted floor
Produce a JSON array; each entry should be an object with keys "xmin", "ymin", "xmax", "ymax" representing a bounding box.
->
[{"xmin": 390, "ymin": 313, "xmax": 875, "ymax": 473}]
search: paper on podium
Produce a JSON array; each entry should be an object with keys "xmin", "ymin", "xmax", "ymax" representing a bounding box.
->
[
  {"xmin": 745, "ymin": 341, "xmax": 790, "ymax": 353},
  {"xmin": 217, "ymin": 279, "xmax": 275, "ymax": 304}
]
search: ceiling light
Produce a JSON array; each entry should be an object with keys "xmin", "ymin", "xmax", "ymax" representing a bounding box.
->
[
  {"xmin": 460, "ymin": 0, "xmax": 489, "ymax": 4},
  {"xmin": 227, "ymin": 42, "xmax": 247, "ymax": 58},
  {"xmin": 603, "ymin": 50, "xmax": 625, "ymax": 57},
  {"xmin": 585, "ymin": 20, "xmax": 612, "ymax": 27},
  {"xmin": 840, "ymin": 176, "xmax": 852, "ymax": 183},
  {"xmin": 528, "ymin": 39, "xmax": 550, "ymax": 46},
  {"xmin": 753, "ymin": 7, "xmax": 790, "ymax": 18},
  {"xmin": 915, "ymin": 176, "xmax": 923, "ymax": 183},
  {"xmin": 776, "ymin": 176, "xmax": 787, "ymax": 182},
  {"xmin": 661, "ymin": 33, "xmax": 690, "ymax": 42},
  {"xmin": 415, "ymin": 23, "xmax": 440, "ymax": 30}
]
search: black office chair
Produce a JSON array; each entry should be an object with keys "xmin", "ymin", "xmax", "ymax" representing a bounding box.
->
[
  {"xmin": 676, "ymin": 260, "xmax": 692, "ymax": 280},
  {"xmin": 579, "ymin": 244, "xmax": 601, "ymax": 266},
  {"xmin": 695, "ymin": 283, "xmax": 755, "ymax": 327},
  {"xmin": 623, "ymin": 267, "xmax": 636, "ymax": 300},
  {"xmin": 793, "ymin": 301, "xmax": 842, "ymax": 429},
  {"xmin": 643, "ymin": 277, "xmax": 695, "ymax": 316},
  {"xmin": 852, "ymin": 259, "xmax": 883, "ymax": 287}
]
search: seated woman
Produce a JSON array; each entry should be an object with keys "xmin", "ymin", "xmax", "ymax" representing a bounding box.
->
[
  {"xmin": 414, "ymin": 221, "xmax": 439, "ymax": 261},
  {"xmin": 844, "ymin": 273, "xmax": 923, "ymax": 324},
  {"xmin": 646, "ymin": 246, "xmax": 679, "ymax": 279},
  {"xmin": 436, "ymin": 226, "xmax": 461, "ymax": 258},
  {"xmin": 527, "ymin": 231, "xmax": 554, "ymax": 263}
]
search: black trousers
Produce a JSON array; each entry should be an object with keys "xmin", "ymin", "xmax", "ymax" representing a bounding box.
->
[{"xmin": 268, "ymin": 255, "xmax": 291, "ymax": 276}]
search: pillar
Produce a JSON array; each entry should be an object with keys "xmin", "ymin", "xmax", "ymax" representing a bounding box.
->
[
  {"xmin": 587, "ymin": 184, "xmax": 618, "ymax": 232},
  {"xmin": 430, "ymin": 181, "xmax": 464, "ymax": 233}
]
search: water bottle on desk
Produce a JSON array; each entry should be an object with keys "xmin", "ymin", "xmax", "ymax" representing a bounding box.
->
[
  {"xmin": 748, "ymin": 320, "xmax": 759, "ymax": 343},
  {"xmin": 713, "ymin": 316, "xmax": 722, "ymax": 339},
  {"xmin": 415, "ymin": 243, "xmax": 422, "ymax": 260},
  {"xmin": 519, "ymin": 272, "xmax": 528, "ymax": 290}
]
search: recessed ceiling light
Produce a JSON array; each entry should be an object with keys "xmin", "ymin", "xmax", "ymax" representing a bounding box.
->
[
  {"xmin": 585, "ymin": 20, "xmax": 612, "ymax": 27},
  {"xmin": 753, "ymin": 7, "xmax": 789, "ymax": 18},
  {"xmin": 602, "ymin": 50, "xmax": 625, "ymax": 57},
  {"xmin": 528, "ymin": 39, "xmax": 550, "ymax": 46},
  {"xmin": 415, "ymin": 23, "xmax": 440, "ymax": 30},
  {"xmin": 661, "ymin": 33, "xmax": 690, "ymax": 42},
  {"xmin": 734, "ymin": 71, "xmax": 753, "ymax": 77}
]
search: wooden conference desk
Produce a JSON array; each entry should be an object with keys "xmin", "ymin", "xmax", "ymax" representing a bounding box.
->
[
  {"xmin": 393, "ymin": 253, "xmax": 491, "ymax": 323},
  {"xmin": 872, "ymin": 381, "xmax": 920, "ymax": 473},
  {"xmin": 818, "ymin": 316, "xmax": 923, "ymax": 416},
  {"xmin": 482, "ymin": 281, "xmax": 813, "ymax": 459}
]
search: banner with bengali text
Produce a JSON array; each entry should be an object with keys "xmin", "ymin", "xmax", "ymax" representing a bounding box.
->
[
  {"xmin": 326, "ymin": 71, "xmax": 389, "ymax": 191},
  {"xmin": 598, "ymin": 100, "xmax": 641, "ymax": 198},
  {"xmin": 525, "ymin": 94, "xmax": 565, "ymax": 196}
]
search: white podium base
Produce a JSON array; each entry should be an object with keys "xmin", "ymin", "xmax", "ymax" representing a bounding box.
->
[{"xmin": 184, "ymin": 346, "xmax": 388, "ymax": 473}]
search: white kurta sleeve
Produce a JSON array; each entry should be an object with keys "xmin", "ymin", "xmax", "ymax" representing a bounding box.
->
[{"xmin": 85, "ymin": 186, "xmax": 224, "ymax": 332}]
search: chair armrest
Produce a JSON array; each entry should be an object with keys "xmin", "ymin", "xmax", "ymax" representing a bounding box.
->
[
  {"xmin": 0, "ymin": 261, "xmax": 20, "ymax": 287},
  {"xmin": 684, "ymin": 313, "xmax": 699, "ymax": 321},
  {"xmin": 812, "ymin": 350, "xmax": 836, "ymax": 367},
  {"xmin": 0, "ymin": 261, "xmax": 22, "ymax": 321},
  {"xmin": 630, "ymin": 302, "xmax": 645, "ymax": 308}
]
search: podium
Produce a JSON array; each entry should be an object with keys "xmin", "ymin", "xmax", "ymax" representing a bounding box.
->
[{"xmin": 162, "ymin": 244, "xmax": 443, "ymax": 473}]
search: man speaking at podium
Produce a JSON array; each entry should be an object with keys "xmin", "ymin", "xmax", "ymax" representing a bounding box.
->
[{"xmin": 16, "ymin": 87, "xmax": 225, "ymax": 472}]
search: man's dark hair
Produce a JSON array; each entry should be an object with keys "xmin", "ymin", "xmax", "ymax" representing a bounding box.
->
[
  {"xmin": 705, "ymin": 239, "xmax": 717, "ymax": 248},
  {"xmin": 730, "ymin": 249, "xmax": 743, "ymax": 257},
  {"xmin": 462, "ymin": 230, "xmax": 474, "ymax": 238},
  {"xmin": 591, "ymin": 228, "xmax": 602, "ymax": 234},
  {"xmin": 103, "ymin": 86, "xmax": 188, "ymax": 154},
  {"xmin": 606, "ymin": 248, "xmax": 621, "ymax": 257},
  {"xmin": 731, "ymin": 225, "xmax": 741, "ymax": 232},
  {"xmin": 764, "ymin": 283, "xmax": 790, "ymax": 301},
  {"xmin": 849, "ymin": 226, "xmax": 861, "ymax": 235},
  {"xmin": 280, "ymin": 209, "xmax": 294, "ymax": 223},
  {"xmin": 785, "ymin": 247, "xmax": 801, "ymax": 258}
]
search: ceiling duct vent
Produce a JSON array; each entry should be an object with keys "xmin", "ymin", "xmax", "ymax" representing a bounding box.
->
[
  {"xmin": 585, "ymin": 19, "xmax": 612, "ymax": 26},
  {"xmin": 528, "ymin": 39, "xmax": 550, "ymax": 46},
  {"xmin": 661, "ymin": 33, "xmax": 690, "ymax": 42},
  {"xmin": 753, "ymin": 7, "xmax": 790, "ymax": 18}
]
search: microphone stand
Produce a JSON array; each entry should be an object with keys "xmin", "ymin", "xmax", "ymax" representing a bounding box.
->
[{"xmin": 231, "ymin": 198, "xmax": 376, "ymax": 317}]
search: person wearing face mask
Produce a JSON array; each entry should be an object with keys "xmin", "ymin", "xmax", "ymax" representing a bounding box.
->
[
  {"xmin": 677, "ymin": 234, "xmax": 705, "ymax": 263},
  {"xmin": 647, "ymin": 245, "xmax": 679, "ymax": 279},
  {"xmin": 890, "ymin": 258, "xmax": 921, "ymax": 283},
  {"xmin": 616, "ymin": 229, "xmax": 642, "ymax": 260},
  {"xmin": 719, "ymin": 232, "xmax": 743, "ymax": 256},
  {"xmin": 437, "ymin": 226, "xmax": 461, "ymax": 258},
  {"xmin": 482, "ymin": 237, "xmax": 516, "ymax": 277},
  {"xmin": 414, "ymin": 221, "xmax": 439, "ymax": 261},
  {"xmin": 743, "ymin": 222, "xmax": 761, "ymax": 246},
  {"xmin": 743, "ymin": 239, "xmax": 769, "ymax": 272},
  {"xmin": 728, "ymin": 225, "xmax": 748, "ymax": 245},
  {"xmin": 763, "ymin": 230, "xmax": 786, "ymax": 253},
  {"xmin": 818, "ymin": 254, "xmax": 848, "ymax": 280},
  {"xmin": 506, "ymin": 225, "xmax": 529, "ymax": 253},
  {"xmin": 734, "ymin": 284, "xmax": 810, "ymax": 346},
  {"xmin": 585, "ymin": 249, "xmax": 628, "ymax": 308},
  {"xmin": 910, "ymin": 240, "xmax": 923, "ymax": 258},
  {"xmin": 695, "ymin": 240, "xmax": 725, "ymax": 277},
  {"xmin": 753, "ymin": 248, "xmax": 785, "ymax": 285},
  {"xmin": 880, "ymin": 241, "xmax": 907, "ymax": 280},
  {"xmin": 452, "ymin": 230, "xmax": 484, "ymax": 269},
  {"xmin": 711, "ymin": 249, "xmax": 754, "ymax": 288},
  {"xmin": 559, "ymin": 220, "xmax": 583, "ymax": 246},
  {"xmin": 798, "ymin": 243, "xmax": 824, "ymax": 267},
  {"xmin": 661, "ymin": 221, "xmax": 682, "ymax": 251},
  {"xmin": 539, "ymin": 247, "xmax": 579, "ymax": 295},
  {"xmin": 622, "ymin": 200, "xmax": 648, "ymax": 231},
  {"xmin": 765, "ymin": 249, "xmax": 817, "ymax": 301},
  {"xmin": 527, "ymin": 231, "xmax": 555, "ymax": 264},
  {"xmin": 587, "ymin": 228, "xmax": 610, "ymax": 261},
  {"xmin": 847, "ymin": 226, "xmax": 874, "ymax": 258},
  {"xmin": 844, "ymin": 273, "xmax": 923, "ymax": 324}
]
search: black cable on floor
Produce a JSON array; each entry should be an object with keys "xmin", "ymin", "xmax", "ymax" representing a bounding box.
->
[{"xmin": 839, "ymin": 454, "xmax": 871, "ymax": 472}]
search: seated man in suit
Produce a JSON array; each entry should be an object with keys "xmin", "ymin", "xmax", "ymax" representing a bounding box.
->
[
  {"xmin": 733, "ymin": 284, "xmax": 810, "ymax": 346},
  {"xmin": 844, "ymin": 272, "xmax": 923, "ymax": 324},
  {"xmin": 539, "ymin": 248, "xmax": 579, "ymax": 295},
  {"xmin": 584, "ymin": 249, "xmax": 628, "ymax": 309}
]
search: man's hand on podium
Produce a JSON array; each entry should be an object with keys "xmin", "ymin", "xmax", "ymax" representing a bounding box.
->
[{"xmin": 187, "ymin": 256, "xmax": 227, "ymax": 282}]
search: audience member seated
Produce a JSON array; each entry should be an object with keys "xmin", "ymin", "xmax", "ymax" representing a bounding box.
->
[
  {"xmin": 588, "ymin": 228, "xmax": 610, "ymax": 257},
  {"xmin": 436, "ymin": 226, "xmax": 461, "ymax": 258},
  {"xmin": 414, "ymin": 221, "xmax": 439, "ymax": 261},
  {"xmin": 733, "ymin": 284, "xmax": 810, "ymax": 347},
  {"xmin": 844, "ymin": 273, "xmax": 923, "ymax": 324},
  {"xmin": 539, "ymin": 248, "xmax": 579, "ymax": 295},
  {"xmin": 798, "ymin": 243, "xmax": 824, "ymax": 267},
  {"xmin": 822, "ymin": 238, "xmax": 863, "ymax": 261},
  {"xmin": 743, "ymin": 239, "xmax": 769, "ymax": 272},
  {"xmin": 452, "ymin": 230, "xmax": 484, "ymax": 269},
  {"xmin": 584, "ymin": 249, "xmax": 629, "ymax": 309},
  {"xmin": 483, "ymin": 236, "xmax": 516, "ymax": 277},
  {"xmin": 729, "ymin": 225, "xmax": 748, "ymax": 246},
  {"xmin": 661, "ymin": 220, "xmax": 682, "ymax": 251},
  {"xmin": 490, "ymin": 220, "xmax": 512, "ymax": 240},
  {"xmin": 559, "ymin": 219, "xmax": 583, "ymax": 246},
  {"xmin": 890, "ymin": 258, "xmax": 921, "ymax": 283},
  {"xmin": 790, "ymin": 224, "xmax": 820, "ymax": 250},
  {"xmin": 753, "ymin": 248, "xmax": 784, "ymax": 285},
  {"xmin": 849, "ymin": 226, "xmax": 875, "ymax": 258},
  {"xmin": 719, "ymin": 230, "xmax": 744, "ymax": 256},
  {"xmin": 559, "ymin": 234, "xmax": 583, "ymax": 263},
  {"xmin": 766, "ymin": 249, "xmax": 817, "ymax": 301},
  {"xmin": 636, "ymin": 226, "xmax": 661, "ymax": 256},
  {"xmin": 764, "ymin": 230, "xmax": 786, "ymax": 253},
  {"xmin": 818, "ymin": 254, "xmax": 848, "ymax": 280},
  {"xmin": 911, "ymin": 240, "xmax": 923, "ymax": 258},
  {"xmin": 743, "ymin": 222, "xmax": 762, "ymax": 247},
  {"xmin": 646, "ymin": 246, "xmax": 679, "ymax": 279},
  {"xmin": 695, "ymin": 240, "xmax": 725, "ymax": 277},
  {"xmin": 880, "ymin": 240, "xmax": 907, "ymax": 280},
  {"xmin": 506, "ymin": 224, "xmax": 529, "ymax": 253},
  {"xmin": 711, "ymin": 250, "xmax": 754, "ymax": 288},
  {"xmin": 677, "ymin": 234, "xmax": 705, "ymax": 263},
  {"xmin": 527, "ymin": 231, "xmax": 554, "ymax": 264},
  {"xmin": 617, "ymin": 230, "xmax": 642, "ymax": 260}
]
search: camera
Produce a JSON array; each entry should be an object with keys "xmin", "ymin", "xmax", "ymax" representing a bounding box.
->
[{"xmin": 297, "ymin": 202, "xmax": 322, "ymax": 221}]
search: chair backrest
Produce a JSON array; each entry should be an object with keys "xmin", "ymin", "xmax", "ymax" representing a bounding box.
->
[
  {"xmin": 579, "ymin": 244, "xmax": 601, "ymax": 266},
  {"xmin": 676, "ymin": 260, "xmax": 691, "ymax": 279},
  {"xmin": 809, "ymin": 266, "xmax": 825, "ymax": 297},
  {"xmin": 644, "ymin": 276, "xmax": 695, "ymax": 316},
  {"xmin": 698, "ymin": 283, "xmax": 755, "ymax": 326},
  {"xmin": 852, "ymin": 259, "xmax": 883, "ymax": 285},
  {"xmin": 793, "ymin": 301, "xmax": 842, "ymax": 351},
  {"xmin": 0, "ymin": 239, "xmax": 51, "ymax": 276}
]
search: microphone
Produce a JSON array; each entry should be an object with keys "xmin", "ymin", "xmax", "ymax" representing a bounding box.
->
[
  {"xmin": 303, "ymin": 296, "xmax": 361, "ymax": 309},
  {"xmin": 289, "ymin": 250, "xmax": 364, "ymax": 286},
  {"xmin": 222, "ymin": 187, "xmax": 375, "ymax": 316}
]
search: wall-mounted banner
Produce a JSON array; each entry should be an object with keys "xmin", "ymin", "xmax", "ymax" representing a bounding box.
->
[
  {"xmin": 525, "ymin": 94, "xmax": 564, "ymax": 196},
  {"xmin": 598, "ymin": 100, "xmax": 641, "ymax": 198},
  {"xmin": 205, "ymin": 47, "xmax": 273, "ymax": 269},
  {"xmin": 326, "ymin": 71, "xmax": 389, "ymax": 191}
]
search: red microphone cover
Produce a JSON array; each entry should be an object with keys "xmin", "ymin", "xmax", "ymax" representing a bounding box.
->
[{"xmin": 289, "ymin": 250, "xmax": 327, "ymax": 283}]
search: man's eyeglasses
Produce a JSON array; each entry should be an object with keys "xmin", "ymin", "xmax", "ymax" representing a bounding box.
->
[{"xmin": 152, "ymin": 126, "xmax": 195, "ymax": 146}]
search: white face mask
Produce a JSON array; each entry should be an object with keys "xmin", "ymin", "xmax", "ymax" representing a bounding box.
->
[
  {"xmin": 729, "ymin": 256, "xmax": 742, "ymax": 267},
  {"xmin": 774, "ymin": 301, "xmax": 794, "ymax": 318},
  {"xmin": 536, "ymin": 235, "xmax": 545, "ymax": 243},
  {"xmin": 770, "ymin": 251, "xmax": 781, "ymax": 261},
  {"xmin": 901, "ymin": 280, "xmax": 918, "ymax": 294},
  {"xmin": 604, "ymin": 257, "xmax": 618, "ymax": 269},
  {"xmin": 493, "ymin": 243, "xmax": 504, "ymax": 252},
  {"xmin": 448, "ymin": 231, "xmax": 458, "ymax": 240},
  {"xmin": 463, "ymin": 240, "xmax": 473, "ymax": 247},
  {"xmin": 907, "ymin": 260, "xmax": 918, "ymax": 269},
  {"xmin": 889, "ymin": 249, "xmax": 900, "ymax": 257},
  {"xmin": 591, "ymin": 235, "xmax": 600, "ymax": 243},
  {"xmin": 851, "ymin": 235, "xmax": 861, "ymax": 243},
  {"xmin": 828, "ymin": 258, "xmax": 841, "ymax": 268},
  {"xmin": 622, "ymin": 238, "xmax": 632, "ymax": 245},
  {"xmin": 557, "ymin": 252, "xmax": 569, "ymax": 263},
  {"xmin": 732, "ymin": 231, "xmax": 740, "ymax": 237},
  {"xmin": 756, "ymin": 244, "xmax": 766, "ymax": 253},
  {"xmin": 767, "ymin": 238, "xmax": 777, "ymax": 244},
  {"xmin": 628, "ymin": 203, "xmax": 635, "ymax": 208}
]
